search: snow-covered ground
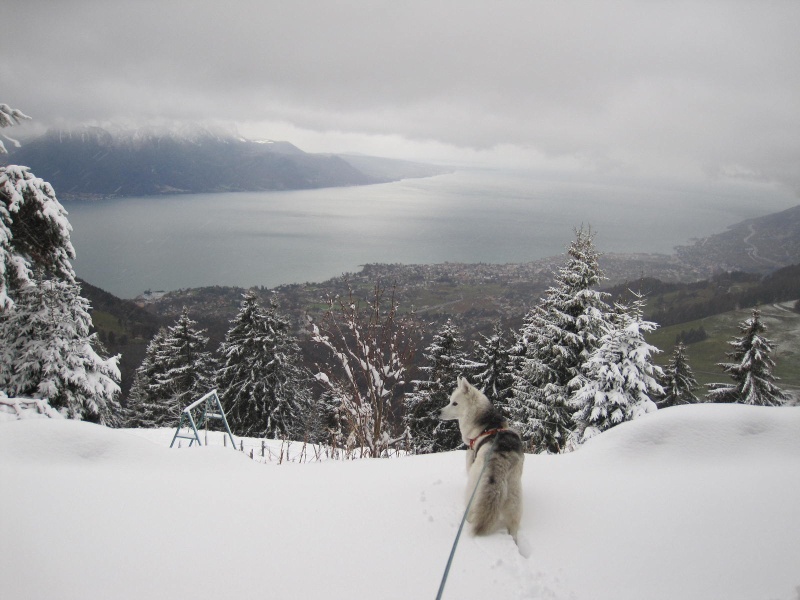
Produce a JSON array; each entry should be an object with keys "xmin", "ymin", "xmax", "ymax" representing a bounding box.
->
[{"xmin": 2, "ymin": 405, "xmax": 799, "ymax": 600}]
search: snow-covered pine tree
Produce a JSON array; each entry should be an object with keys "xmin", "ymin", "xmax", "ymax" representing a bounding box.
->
[
  {"xmin": 1, "ymin": 103, "xmax": 119, "ymax": 423},
  {"xmin": 0, "ymin": 276, "xmax": 121, "ymax": 424},
  {"xmin": 306, "ymin": 389, "xmax": 344, "ymax": 448},
  {"xmin": 139, "ymin": 308, "xmax": 216, "ymax": 427},
  {"xmin": 509, "ymin": 225, "xmax": 614, "ymax": 453},
  {"xmin": 404, "ymin": 319, "xmax": 475, "ymax": 453},
  {"xmin": 1, "ymin": 102, "xmax": 73, "ymax": 309},
  {"xmin": 659, "ymin": 342, "xmax": 700, "ymax": 407},
  {"xmin": 216, "ymin": 292, "xmax": 310, "ymax": 439},
  {"xmin": 1, "ymin": 164, "xmax": 75, "ymax": 311},
  {"xmin": 706, "ymin": 309, "xmax": 788, "ymax": 406},
  {"xmin": 568, "ymin": 294, "xmax": 663, "ymax": 446},
  {"xmin": 124, "ymin": 327, "xmax": 168, "ymax": 427},
  {"xmin": 472, "ymin": 321, "xmax": 514, "ymax": 406}
]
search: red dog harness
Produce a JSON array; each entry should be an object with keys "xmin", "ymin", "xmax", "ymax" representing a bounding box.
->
[{"xmin": 468, "ymin": 428, "xmax": 506, "ymax": 453}]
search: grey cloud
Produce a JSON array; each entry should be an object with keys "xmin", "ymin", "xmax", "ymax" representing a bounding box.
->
[{"xmin": 3, "ymin": 1, "xmax": 799, "ymax": 191}]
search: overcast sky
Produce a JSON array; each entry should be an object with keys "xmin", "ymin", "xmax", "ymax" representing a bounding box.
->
[{"xmin": 3, "ymin": 1, "xmax": 799, "ymax": 193}]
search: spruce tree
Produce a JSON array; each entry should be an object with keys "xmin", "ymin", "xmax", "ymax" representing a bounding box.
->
[
  {"xmin": 1, "ymin": 162, "xmax": 75, "ymax": 310},
  {"xmin": 707, "ymin": 309, "xmax": 788, "ymax": 406},
  {"xmin": 124, "ymin": 327, "xmax": 168, "ymax": 427},
  {"xmin": 129, "ymin": 308, "xmax": 215, "ymax": 427},
  {"xmin": 509, "ymin": 226, "xmax": 614, "ymax": 452},
  {"xmin": 472, "ymin": 322, "xmax": 514, "ymax": 406},
  {"xmin": 0, "ymin": 277, "xmax": 121, "ymax": 424},
  {"xmin": 659, "ymin": 342, "xmax": 699, "ymax": 407},
  {"xmin": 569, "ymin": 295, "xmax": 663, "ymax": 446},
  {"xmin": 306, "ymin": 390, "xmax": 342, "ymax": 447},
  {"xmin": 1, "ymin": 103, "xmax": 119, "ymax": 424},
  {"xmin": 216, "ymin": 292, "xmax": 310, "ymax": 439},
  {"xmin": 404, "ymin": 319, "xmax": 472, "ymax": 453}
]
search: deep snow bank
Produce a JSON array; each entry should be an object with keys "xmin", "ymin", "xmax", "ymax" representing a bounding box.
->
[
  {"xmin": 579, "ymin": 402, "xmax": 800, "ymax": 461},
  {"xmin": 525, "ymin": 405, "xmax": 800, "ymax": 600},
  {"xmin": 1, "ymin": 405, "xmax": 799, "ymax": 600}
]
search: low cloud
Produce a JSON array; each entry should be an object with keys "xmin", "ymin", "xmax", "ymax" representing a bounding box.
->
[{"xmin": 3, "ymin": 0, "xmax": 799, "ymax": 192}]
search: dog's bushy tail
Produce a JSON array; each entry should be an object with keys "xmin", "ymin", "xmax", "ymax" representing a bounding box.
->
[{"xmin": 470, "ymin": 455, "xmax": 513, "ymax": 536}]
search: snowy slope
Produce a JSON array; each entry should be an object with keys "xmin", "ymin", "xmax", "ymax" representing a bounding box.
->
[{"xmin": 1, "ymin": 405, "xmax": 799, "ymax": 600}]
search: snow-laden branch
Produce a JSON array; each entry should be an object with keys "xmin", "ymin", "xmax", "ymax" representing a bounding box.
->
[
  {"xmin": 0, "ymin": 104, "xmax": 31, "ymax": 155},
  {"xmin": 309, "ymin": 282, "xmax": 417, "ymax": 458},
  {"xmin": 0, "ymin": 395, "xmax": 61, "ymax": 420}
]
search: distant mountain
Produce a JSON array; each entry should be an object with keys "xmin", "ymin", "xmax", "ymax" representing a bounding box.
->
[
  {"xmin": 675, "ymin": 204, "xmax": 800, "ymax": 274},
  {"xmin": 335, "ymin": 154, "xmax": 450, "ymax": 181},
  {"xmin": 1, "ymin": 125, "xmax": 450, "ymax": 199}
]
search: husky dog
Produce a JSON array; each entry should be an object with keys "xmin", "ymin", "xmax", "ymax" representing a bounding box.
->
[{"xmin": 440, "ymin": 377, "xmax": 524, "ymax": 540}]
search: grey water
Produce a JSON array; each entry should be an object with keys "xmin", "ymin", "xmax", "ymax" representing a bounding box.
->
[{"xmin": 62, "ymin": 168, "xmax": 797, "ymax": 299}]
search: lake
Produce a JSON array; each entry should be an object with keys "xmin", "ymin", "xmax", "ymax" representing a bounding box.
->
[{"xmin": 62, "ymin": 168, "xmax": 798, "ymax": 299}]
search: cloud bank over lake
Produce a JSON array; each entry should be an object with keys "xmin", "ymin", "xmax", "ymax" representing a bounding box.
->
[{"xmin": 3, "ymin": 1, "xmax": 799, "ymax": 193}]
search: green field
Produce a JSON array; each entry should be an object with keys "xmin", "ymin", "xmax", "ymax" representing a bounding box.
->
[
  {"xmin": 90, "ymin": 310, "xmax": 128, "ymax": 336},
  {"xmin": 647, "ymin": 300, "xmax": 800, "ymax": 400}
]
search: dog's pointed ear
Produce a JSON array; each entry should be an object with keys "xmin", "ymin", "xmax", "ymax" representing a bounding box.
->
[{"xmin": 458, "ymin": 377, "xmax": 471, "ymax": 395}]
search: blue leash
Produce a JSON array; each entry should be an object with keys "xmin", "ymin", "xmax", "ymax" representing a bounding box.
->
[{"xmin": 435, "ymin": 440, "xmax": 496, "ymax": 600}]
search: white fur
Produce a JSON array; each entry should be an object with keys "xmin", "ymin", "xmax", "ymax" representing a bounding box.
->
[{"xmin": 440, "ymin": 377, "xmax": 524, "ymax": 540}]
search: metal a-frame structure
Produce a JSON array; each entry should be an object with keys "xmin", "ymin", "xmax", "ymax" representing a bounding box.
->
[{"xmin": 170, "ymin": 389, "xmax": 236, "ymax": 448}]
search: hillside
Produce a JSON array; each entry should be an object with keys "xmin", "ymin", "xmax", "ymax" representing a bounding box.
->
[
  {"xmin": 1, "ymin": 126, "xmax": 450, "ymax": 198},
  {"xmin": 77, "ymin": 279, "xmax": 165, "ymax": 396},
  {"xmin": 647, "ymin": 300, "xmax": 800, "ymax": 399},
  {"xmin": 137, "ymin": 258, "xmax": 800, "ymax": 353},
  {"xmin": 2, "ymin": 405, "xmax": 798, "ymax": 599},
  {"xmin": 606, "ymin": 263, "xmax": 800, "ymax": 326},
  {"xmin": 675, "ymin": 203, "xmax": 800, "ymax": 274}
]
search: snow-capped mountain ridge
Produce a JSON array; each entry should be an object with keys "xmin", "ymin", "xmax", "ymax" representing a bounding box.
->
[
  {"xmin": 3, "ymin": 126, "xmax": 446, "ymax": 198},
  {"xmin": 43, "ymin": 123, "xmax": 250, "ymax": 149}
]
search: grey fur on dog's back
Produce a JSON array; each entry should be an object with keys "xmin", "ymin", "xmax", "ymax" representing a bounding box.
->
[
  {"xmin": 440, "ymin": 377, "xmax": 524, "ymax": 540},
  {"xmin": 470, "ymin": 429, "xmax": 524, "ymax": 537}
]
